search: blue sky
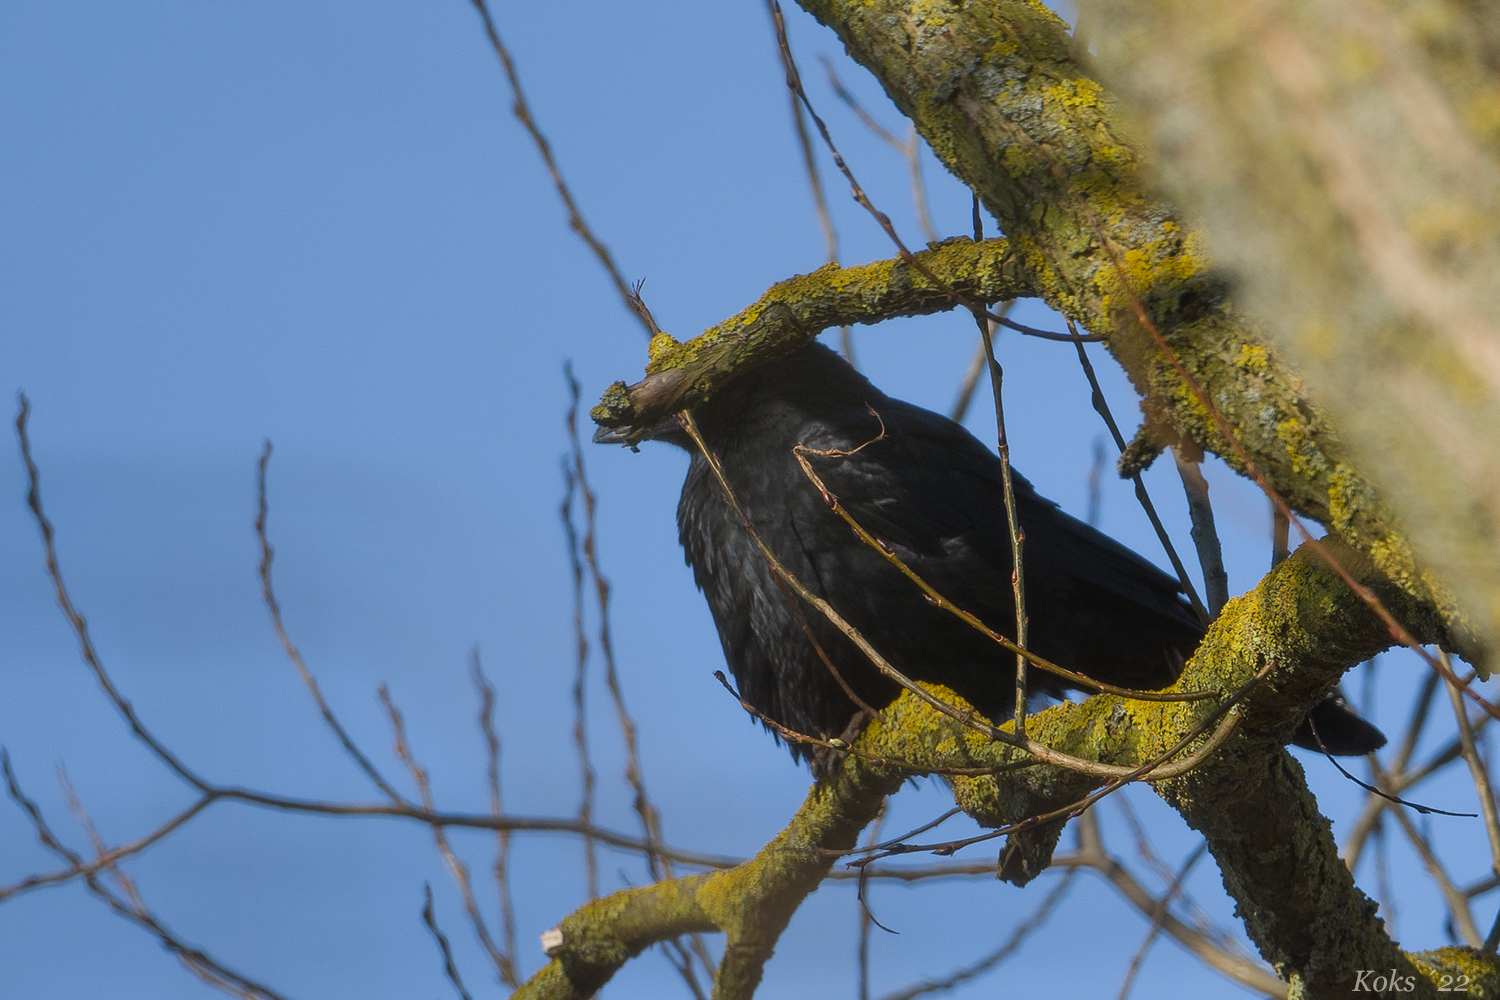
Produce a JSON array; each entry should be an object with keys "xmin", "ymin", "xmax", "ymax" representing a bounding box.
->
[{"xmin": 1, "ymin": 2, "xmax": 1484, "ymax": 998}]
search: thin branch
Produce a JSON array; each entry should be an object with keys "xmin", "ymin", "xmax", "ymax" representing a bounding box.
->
[
  {"xmin": 1115, "ymin": 842, "xmax": 1207, "ymax": 1000},
  {"xmin": 561, "ymin": 367, "xmax": 600, "ymax": 899},
  {"xmin": 1070, "ymin": 807, "xmax": 1287, "ymax": 998},
  {"xmin": 818, "ymin": 56, "xmax": 939, "ymax": 244},
  {"xmin": 472, "ymin": 651, "xmax": 522, "ymax": 987},
  {"xmin": 464, "ymin": 0, "xmax": 649, "ymax": 335},
  {"xmin": 379, "ymin": 685, "xmax": 514, "ymax": 982},
  {"xmin": 568, "ymin": 369, "xmax": 715, "ymax": 992},
  {"xmin": 768, "ymin": 12, "xmax": 852, "ymax": 365},
  {"xmin": 423, "ymin": 884, "xmax": 476, "ymax": 1000},
  {"xmin": 766, "ymin": 3, "xmax": 1032, "ymax": 334},
  {"xmin": 857, "ymin": 802, "xmax": 888, "ymax": 1000},
  {"xmin": 0, "ymin": 793, "xmax": 212, "ymax": 904},
  {"xmin": 949, "ymin": 304, "xmax": 1013, "ymax": 423},
  {"xmin": 1065, "ymin": 325, "xmax": 1211, "ymax": 627},
  {"xmin": 1386, "ymin": 786, "xmax": 1483, "ymax": 947},
  {"xmin": 3, "ymin": 753, "xmax": 289, "ymax": 1000},
  {"xmin": 873, "ymin": 868, "xmax": 1076, "ymax": 1000},
  {"xmin": 1172, "ymin": 449, "xmax": 1229, "ymax": 617},
  {"xmin": 967, "ymin": 202, "xmax": 1029, "ymax": 739},
  {"xmin": 793, "ymin": 445, "xmax": 1218, "ymax": 703},
  {"xmin": 257, "ymin": 443, "xmax": 406, "ymax": 803},
  {"xmin": 1444, "ymin": 651, "xmax": 1500, "ymax": 952},
  {"xmin": 1343, "ymin": 670, "xmax": 1445, "ymax": 870},
  {"xmin": 978, "ymin": 314, "xmax": 1030, "ymax": 739},
  {"xmin": 15, "ymin": 396, "xmax": 209, "ymax": 791}
]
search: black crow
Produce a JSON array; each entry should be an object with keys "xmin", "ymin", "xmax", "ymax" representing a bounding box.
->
[{"xmin": 599, "ymin": 341, "xmax": 1384, "ymax": 761}]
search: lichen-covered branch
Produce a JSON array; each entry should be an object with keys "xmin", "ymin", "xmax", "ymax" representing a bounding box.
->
[
  {"xmin": 591, "ymin": 0, "xmax": 1471, "ymax": 655},
  {"xmin": 784, "ymin": 0, "xmax": 1431, "ymax": 599},
  {"xmin": 589, "ymin": 237, "xmax": 1033, "ymax": 433},
  {"xmin": 515, "ymin": 745, "xmax": 903, "ymax": 1000},
  {"xmin": 1081, "ymin": 0, "xmax": 1500, "ymax": 655},
  {"xmin": 513, "ymin": 534, "xmax": 1496, "ymax": 998}
]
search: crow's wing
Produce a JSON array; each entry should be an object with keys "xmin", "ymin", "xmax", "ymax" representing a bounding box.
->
[{"xmin": 797, "ymin": 398, "xmax": 1199, "ymax": 635}]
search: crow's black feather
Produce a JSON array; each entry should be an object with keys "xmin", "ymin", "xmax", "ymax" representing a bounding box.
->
[{"xmin": 616, "ymin": 342, "xmax": 1383, "ymax": 761}]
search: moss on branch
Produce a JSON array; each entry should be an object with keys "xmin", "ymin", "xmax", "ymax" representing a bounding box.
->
[
  {"xmin": 514, "ymin": 741, "xmax": 902, "ymax": 1000},
  {"xmin": 515, "ymin": 539, "xmax": 1493, "ymax": 997},
  {"xmin": 589, "ymin": 237, "xmax": 1032, "ymax": 433},
  {"xmin": 775, "ymin": 0, "xmax": 1467, "ymax": 650}
]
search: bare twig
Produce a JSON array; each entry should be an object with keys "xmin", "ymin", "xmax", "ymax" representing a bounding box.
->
[
  {"xmin": 561, "ymin": 367, "xmax": 600, "ymax": 899},
  {"xmin": 16, "ymin": 396, "xmax": 209, "ymax": 791},
  {"xmin": 1386, "ymin": 788, "xmax": 1483, "ymax": 947},
  {"xmin": 874, "ymin": 868, "xmax": 1076, "ymax": 1000},
  {"xmin": 472, "ymin": 651, "xmax": 521, "ymax": 987},
  {"xmin": 379, "ymin": 685, "xmax": 513, "ymax": 982},
  {"xmin": 819, "ymin": 56, "xmax": 939, "ymax": 244},
  {"xmin": 979, "ymin": 313, "xmax": 1030, "ymax": 739},
  {"xmin": 423, "ymin": 884, "xmax": 477, "ymax": 1000},
  {"xmin": 857, "ymin": 802, "xmax": 888, "ymax": 1000},
  {"xmin": 1444, "ymin": 650, "xmax": 1500, "ymax": 951},
  {"xmin": 3, "ymin": 754, "xmax": 289, "ymax": 1000},
  {"xmin": 0, "ymin": 794, "xmax": 210, "ymax": 904},
  {"xmin": 1446, "ymin": 652, "xmax": 1500, "ymax": 876},
  {"xmin": 464, "ymin": 0, "xmax": 649, "ymax": 335},
  {"xmin": 793, "ymin": 447, "xmax": 1217, "ymax": 703},
  {"xmin": 1071, "ymin": 807, "xmax": 1286, "ymax": 998},
  {"xmin": 1115, "ymin": 842, "xmax": 1207, "ymax": 1000},
  {"xmin": 257, "ymin": 443, "xmax": 406, "ymax": 803},
  {"xmin": 949, "ymin": 304, "xmax": 1013, "ymax": 423},
  {"xmin": 1343, "ymin": 670, "xmax": 1445, "ymax": 870},
  {"xmin": 1172, "ymin": 450, "xmax": 1229, "ymax": 617},
  {"xmin": 768, "ymin": 11, "xmax": 852, "ymax": 365},
  {"xmin": 1065, "ymin": 326, "xmax": 1211, "ymax": 627},
  {"xmin": 766, "ymin": 3, "xmax": 1047, "ymax": 337},
  {"xmin": 968, "ymin": 202, "xmax": 1030, "ymax": 739},
  {"xmin": 567, "ymin": 372, "xmax": 715, "ymax": 992}
]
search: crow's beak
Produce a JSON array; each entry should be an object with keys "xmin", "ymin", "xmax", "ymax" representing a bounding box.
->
[{"xmin": 592, "ymin": 424, "xmax": 635, "ymax": 446}]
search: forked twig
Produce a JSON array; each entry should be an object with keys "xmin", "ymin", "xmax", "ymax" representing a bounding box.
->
[
  {"xmin": 379, "ymin": 686, "xmax": 513, "ymax": 983},
  {"xmin": 1172, "ymin": 450, "xmax": 1229, "ymax": 617},
  {"xmin": 3, "ymin": 754, "xmax": 289, "ymax": 1000}
]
